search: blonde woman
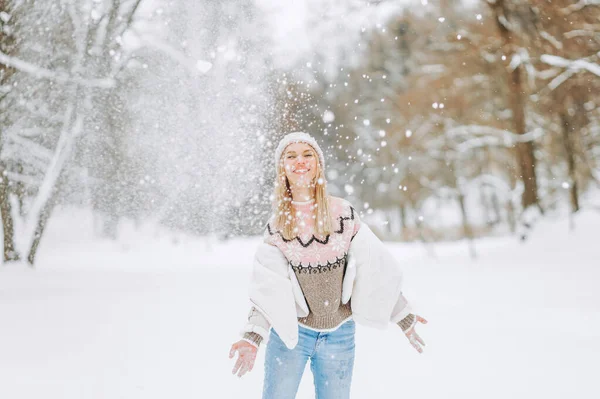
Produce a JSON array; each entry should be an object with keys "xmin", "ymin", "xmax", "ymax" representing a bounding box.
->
[{"xmin": 229, "ymin": 132, "xmax": 427, "ymax": 399}]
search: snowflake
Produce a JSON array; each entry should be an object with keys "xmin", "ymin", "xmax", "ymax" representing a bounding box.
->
[
  {"xmin": 330, "ymin": 234, "xmax": 345, "ymax": 252},
  {"xmin": 285, "ymin": 241, "xmax": 302, "ymax": 262},
  {"xmin": 307, "ymin": 244, "xmax": 322, "ymax": 262}
]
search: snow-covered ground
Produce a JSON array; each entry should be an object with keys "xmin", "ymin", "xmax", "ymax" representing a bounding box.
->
[{"xmin": 0, "ymin": 208, "xmax": 599, "ymax": 398}]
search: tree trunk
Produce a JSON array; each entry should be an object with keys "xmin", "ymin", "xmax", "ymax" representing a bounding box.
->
[
  {"xmin": 0, "ymin": 0, "xmax": 19, "ymax": 262},
  {"xmin": 491, "ymin": 0, "xmax": 540, "ymax": 211},
  {"xmin": 491, "ymin": 190, "xmax": 501, "ymax": 227},
  {"xmin": 458, "ymin": 191, "xmax": 476, "ymax": 257},
  {"xmin": 560, "ymin": 113, "xmax": 580, "ymax": 213},
  {"xmin": 15, "ymin": 162, "xmax": 26, "ymax": 216},
  {"xmin": 399, "ymin": 203, "xmax": 407, "ymax": 230},
  {"xmin": 0, "ymin": 164, "xmax": 19, "ymax": 262},
  {"xmin": 510, "ymin": 66, "xmax": 539, "ymax": 210},
  {"xmin": 451, "ymin": 160, "xmax": 476, "ymax": 258},
  {"xmin": 27, "ymin": 198, "xmax": 55, "ymax": 266},
  {"xmin": 506, "ymin": 199, "xmax": 517, "ymax": 233},
  {"xmin": 479, "ymin": 185, "xmax": 492, "ymax": 227}
]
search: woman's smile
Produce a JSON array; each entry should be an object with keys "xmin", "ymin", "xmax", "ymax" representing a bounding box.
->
[{"xmin": 283, "ymin": 142, "xmax": 318, "ymax": 186}]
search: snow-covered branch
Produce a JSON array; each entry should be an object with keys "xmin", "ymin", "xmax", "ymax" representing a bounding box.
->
[
  {"xmin": 7, "ymin": 134, "xmax": 53, "ymax": 162},
  {"xmin": 23, "ymin": 103, "xmax": 85, "ymax": 249},
  {"xmin": 446, "ymin": 125, "xmax": 544, "ymax": 152},
  {"xmin": 546, "ymin": 68, "xmax": 578, "ymax": 91},
  {"xmin": 4, "ymin": 171, "xmax": 41, "ymax": 187},
  {"xmin": 540, "ymin": 53, "xmax": 600, "ymax": 90},
  {"xmin": 0, "ymin": 51, "xmax": 115, "ymax": 88},
  {"xmin": 539, "ymin": 31, "xmax": 562, "ymax": 50},
  {"xmin": 2, "ymin": 147, "xmax": 48, "ymax": 173},
  {"xmin": 509, "ymin": 48, "xmax": 536, "ymax": 88},
  {"xmin": 123, "ymin": 0, "xmax": 144, "ymax": 31},
  {"xmin": 560, "ymin": 0, "xmax": 600, "ymax": 15},
  {"xmin": 564, "ymin": 29, "xmax": 598, "ymax": 39}
]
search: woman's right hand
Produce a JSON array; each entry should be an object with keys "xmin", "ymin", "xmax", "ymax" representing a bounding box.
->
[{"xmin": 229, "ymin": 340, "xmax": 258, "ymax": 377}]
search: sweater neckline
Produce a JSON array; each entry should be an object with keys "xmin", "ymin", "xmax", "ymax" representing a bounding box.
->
[
  {"xmin": 291, "ymin": 198, "xmax": 315, "ymax": 205},
  {"xmin": 266, "ymin": 206, "xmax": 356, "ymax": 247}
]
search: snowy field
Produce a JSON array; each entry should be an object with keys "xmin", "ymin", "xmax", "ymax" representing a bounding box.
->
[{"xmin": 0, "ymin": 208, "xmax": 599, "ymax": 399}]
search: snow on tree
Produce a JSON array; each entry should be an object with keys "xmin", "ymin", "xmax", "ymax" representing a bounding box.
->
[
  {"xmin": 262, "ymin": 0, "xmax": 600, "ymax": 241},
  {"xmin": 0, "ymin": 0, "xmax": 599, "ymax": 267}
]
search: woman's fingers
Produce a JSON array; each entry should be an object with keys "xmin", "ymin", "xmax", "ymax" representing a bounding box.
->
[
  {"xmin": 237, "ymin": 362, "xmax": 249, "ymax": 378},
  {"xmin": 406, "ymin": 330, "xmax": 425, "ymax": 353},
  {"xmin": 416, "ymin": 315, "xmax": 428, "ymax": 324},
  {"xmin": 231, "ymin": 344, "xmax": 256, "ymax": 377},
  {"xmin": 410, "ymin": 338, "xmax": 423, "ymax": 353},
  {"xmin": 232, "ymin": 356, "xmax": 243, "ymax": 374},
  {"xmin": 238, "ymin": 354, "xmax": 256, "ymax": 377}
]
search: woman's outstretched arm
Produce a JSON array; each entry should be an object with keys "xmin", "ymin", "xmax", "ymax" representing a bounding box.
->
[
  {"xmin": 229, "ymin": 306, "xmax": 271, "ymax": 378},
  {"xmin": 229, "ymin": 339, "xmax": 257, "ymax": 378},
  {"xmin": 242, "ymin": 306, "xmax": 271, "ymax": 347},
  {"xmin": 397, "ymin": 311, "xmax": 428, "ymax": 353},
  {"xmin": 391, "ymin": 293, "xmax": 428, "ymax": 353}
]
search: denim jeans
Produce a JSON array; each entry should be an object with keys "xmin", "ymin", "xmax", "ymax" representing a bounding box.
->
[{"xmin": 262, "ymin": 319, "xmax": 356, "ymax": 399}]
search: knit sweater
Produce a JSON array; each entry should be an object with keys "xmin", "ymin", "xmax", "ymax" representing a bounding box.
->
[{"xmin": 242, "ymin": 196, "xmax": 415, "ymax": 348}]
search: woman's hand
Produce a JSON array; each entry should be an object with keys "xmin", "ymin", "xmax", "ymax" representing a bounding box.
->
[
  {"xmin": 229, "ymin": 340, "xmax": 258, "ymax": 377},
  {"xmin": 404, "ymin": 315, "xmax": 428, "ymax": 353}
]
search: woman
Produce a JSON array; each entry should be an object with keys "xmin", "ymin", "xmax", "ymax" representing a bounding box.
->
[{"xmin": 229, "ymin": 132, "xmax": 427, "ymax": 398}]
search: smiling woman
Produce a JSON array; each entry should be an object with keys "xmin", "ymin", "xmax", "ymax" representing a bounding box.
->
[
  {"xmin": 229, "ymin": 132, "xmax": 427, "ymax": 399},
  {"xmin": 270, "ymin": 133, "xmax": 332, "ymax": 242},
  {"xmin": 282, "ymin": 143, "xmax": 318, "ymax": 200}
]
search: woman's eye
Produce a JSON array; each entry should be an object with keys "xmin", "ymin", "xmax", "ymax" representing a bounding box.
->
[
  {"xmin": 305, "ymin": 154, "xmax": 313, "ymax": 157},
  {"xmin": 287, "ymin": 155, "xmax": 296, "ymax": 159}
]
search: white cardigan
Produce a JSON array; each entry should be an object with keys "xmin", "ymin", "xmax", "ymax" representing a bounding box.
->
[{"xmin": 245, "ymin": 221, "xmax": 412, "ymax": 350}]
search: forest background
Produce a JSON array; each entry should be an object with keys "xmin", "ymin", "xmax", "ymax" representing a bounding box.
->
[{"xmin": 0, "ymin": 0, "xmax": 599, "ymax": 266}]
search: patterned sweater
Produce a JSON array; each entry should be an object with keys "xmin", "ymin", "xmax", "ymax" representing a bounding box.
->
[{"xmin": 243, "ymin": 196, "xmax": 415, "ymax": 347}]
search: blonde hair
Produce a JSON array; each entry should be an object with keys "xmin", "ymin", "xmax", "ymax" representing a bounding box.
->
[{"xmin": 271, "ymin": 146, "xmax": 332, "ymax": 241}]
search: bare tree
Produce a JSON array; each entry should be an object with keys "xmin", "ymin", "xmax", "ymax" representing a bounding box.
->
[
  {"xmin": 488, "ymin": 0, "xmax": 541, "ymax": 212},
  {"xmin": 0, "ymin": 0, "xmax": 19, "ymax": 262}
]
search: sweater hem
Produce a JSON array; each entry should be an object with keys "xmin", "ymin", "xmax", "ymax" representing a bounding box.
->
[{"xmin": 298, "ymin": 315, "xmax": 354, "ymax": 333}]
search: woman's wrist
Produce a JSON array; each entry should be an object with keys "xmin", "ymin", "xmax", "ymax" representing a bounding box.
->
[
  {"xmin": 242, "ymin": 331, "xmax": 263, "ymax": 347},
  {"xmin": 397, "ymin": 313, "xmax": 416, "ymax": 332}
]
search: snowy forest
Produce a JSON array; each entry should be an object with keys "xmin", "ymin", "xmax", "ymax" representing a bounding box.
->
[
  {"xmin": 1, "ymin": 1, "xmax": 599, "ymax": 398},
  {"xmin": 0, "ymin": 0, "xmax": 598, "ymax": 265}
]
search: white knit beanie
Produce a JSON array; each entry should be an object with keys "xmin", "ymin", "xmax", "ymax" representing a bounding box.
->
[{"xmin": 274, "ymin": 132, "xmax": 325, "ymax": 172}]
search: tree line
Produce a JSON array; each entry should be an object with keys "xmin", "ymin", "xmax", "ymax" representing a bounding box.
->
[{"xmin": 0, "ymin": 0, "xmax": 598, "ymax": 266}]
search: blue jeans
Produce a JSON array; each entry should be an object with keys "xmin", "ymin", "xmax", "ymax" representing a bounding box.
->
[{"xmin": 262, "ymin": 319, "xmax": 356, "ymax": 399}]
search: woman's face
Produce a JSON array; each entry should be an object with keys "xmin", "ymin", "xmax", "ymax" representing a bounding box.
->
[{"xmin": 281, "ymin": 142, "xmax": 319, "ymax": 189}]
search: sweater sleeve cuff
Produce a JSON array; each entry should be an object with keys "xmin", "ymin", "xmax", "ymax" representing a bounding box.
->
[
  {"xmin": 243, "ymin": 331, "xmax": 264, "ymax": 347},
  {"xmin": 397, "ymin": 313, "xmax": 416, "ymax": 332}
]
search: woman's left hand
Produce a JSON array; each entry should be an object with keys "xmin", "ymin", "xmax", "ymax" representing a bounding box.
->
[{"xmin": 405, "ymin": 315, "xmax": 428, "ymax": 353}]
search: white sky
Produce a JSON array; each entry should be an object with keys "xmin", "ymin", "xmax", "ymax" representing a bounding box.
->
[{"xmin": 255, "ymin": 0, "xmax": 482, "ymax": 71}]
